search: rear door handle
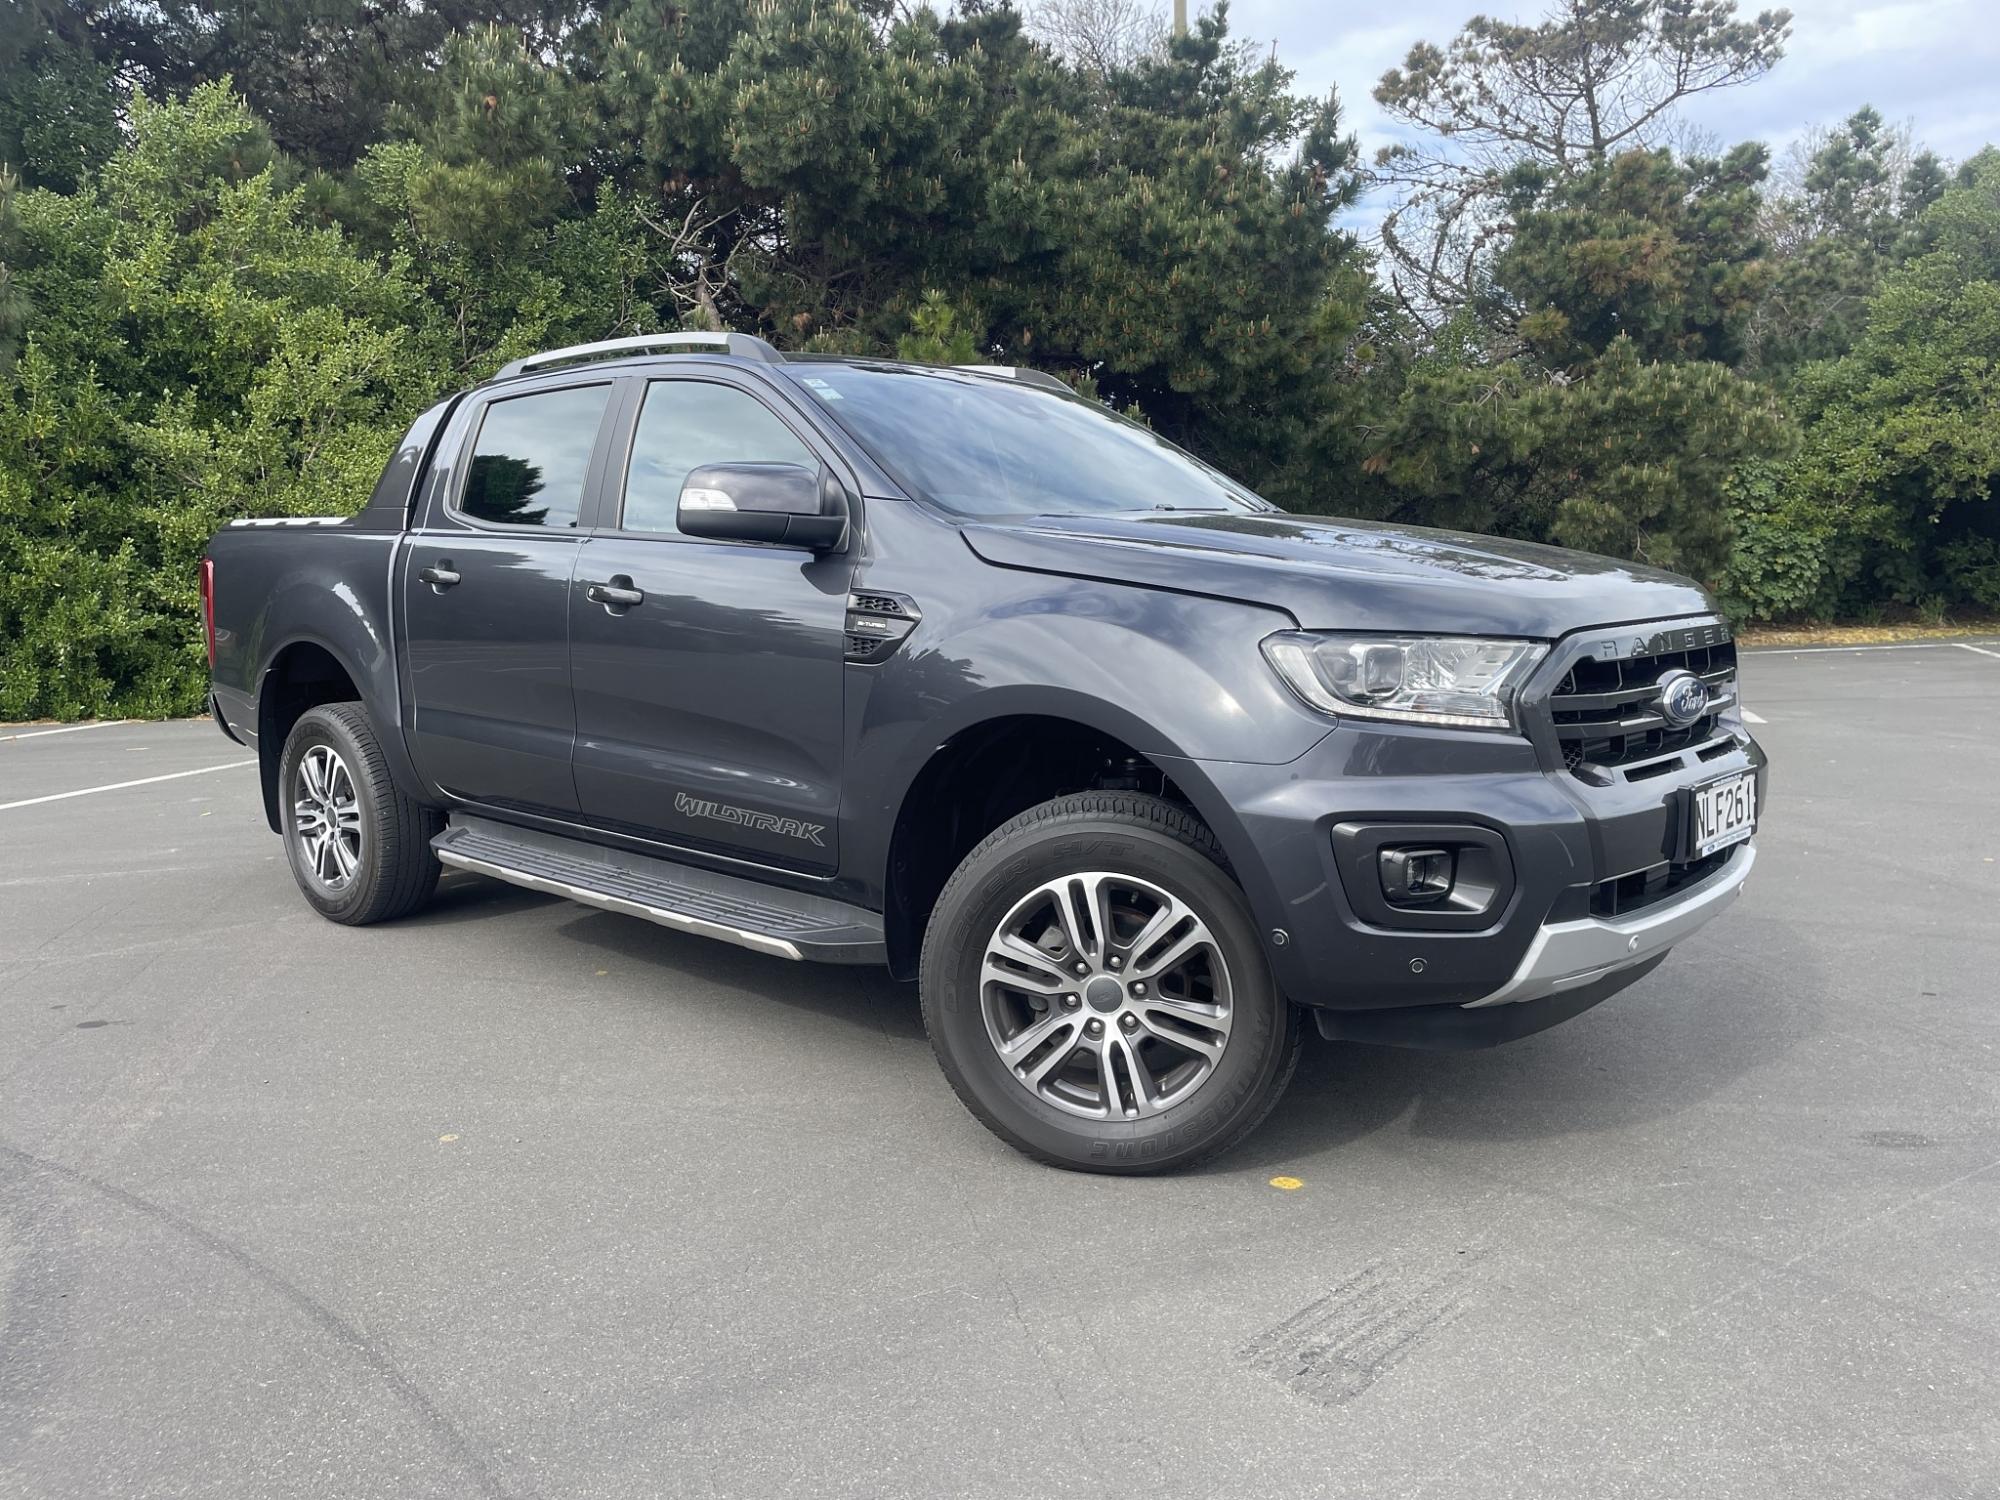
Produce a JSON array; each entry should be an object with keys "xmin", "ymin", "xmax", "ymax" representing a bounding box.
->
[
  {"xmin": 586, "ymin": 579, "xmax": 645, "ymax": 609},
  {"xmin": 419, "ymin": 564, "xmax": 461, "ymax": 590}
]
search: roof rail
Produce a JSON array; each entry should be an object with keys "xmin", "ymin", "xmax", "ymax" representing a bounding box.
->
[
  {"xmin": 497, "ymin": 332, "xmax": 782, "ymax": 380},
  {"xmin": 954, "ymin": 364, "xmax": 1073, "ymax": 395}
]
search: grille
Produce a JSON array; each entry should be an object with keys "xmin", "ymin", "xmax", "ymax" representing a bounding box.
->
[
  {"xmin": 843, "ymin": 588, "xmax": 921, "ymax": 664},
  {"xmin": 1590, "ymin": 846, "xmax": 1737, "ymax": 919},
  {"xmin": 1548, "ymin": 637, "xmax": 1737, "ymax": 777},
  {"xmin": 849, "ymin": 592, "xmax": 913, "ymax": 618}
]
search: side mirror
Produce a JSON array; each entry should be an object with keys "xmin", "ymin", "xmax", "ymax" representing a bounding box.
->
[{"xmin": 677, "ymin": 462, "xmax": 848, "ymax": 551}]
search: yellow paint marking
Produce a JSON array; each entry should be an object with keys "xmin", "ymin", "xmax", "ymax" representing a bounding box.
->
[
  {"xmin": 438, "ymin": 1133, "xmax": 459, "ymax": 1143},
  {"xmin": 595, "ymin": 969, "xmax": 608, "ymax": 976},
  {"xmin": 1268, "ymin": 1176, "xmax": 1304, "ymax": 1191}
]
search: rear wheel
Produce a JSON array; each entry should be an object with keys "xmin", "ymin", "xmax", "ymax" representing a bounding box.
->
[
  {"xmin": 279, "ymin": 703, "xmax": 442, "ymax": 925},
  {"xmin": 920, "ymin": 792, "xmax": 1300, "ymax": 1173}
]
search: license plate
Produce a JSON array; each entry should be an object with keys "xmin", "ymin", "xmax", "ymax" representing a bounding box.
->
[{"xmin": 1690, "ymin": 772, "xmax": 1757, "ymax": 857}]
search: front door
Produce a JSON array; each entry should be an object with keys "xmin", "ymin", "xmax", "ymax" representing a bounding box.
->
[
  {"xmin": 402, "ymin": 380, "xmax": 617, "ymax": 815},
  {"xmin": 569, "ymin": 376, "xmax": 851, "ymax": 872}
]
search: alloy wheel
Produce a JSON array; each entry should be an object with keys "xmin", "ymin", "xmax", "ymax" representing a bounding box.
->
[
  {"xmin": 979, "ymin": 871, "xmax": 1234, "ymax": 1120},
  {"xmin": 292, "ymin": 744, "xmax": 363, "ymax": 891}
]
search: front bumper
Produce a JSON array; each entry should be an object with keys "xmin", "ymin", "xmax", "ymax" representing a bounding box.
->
[
  {"xmin": 1466, "ymin": 840, "xmax": 1752, "ymax": 1007},
  {"xmin": 1166, "ymin": 701, "xmax": 1765, "ymax": 1044}
]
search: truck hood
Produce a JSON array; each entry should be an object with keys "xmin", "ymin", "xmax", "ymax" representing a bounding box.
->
[{"xmin": 961, "ymin": 511, "xmax": 1716, "ymax": 638}]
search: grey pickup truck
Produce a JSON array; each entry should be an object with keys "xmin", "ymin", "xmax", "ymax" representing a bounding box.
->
[{"xmin": 202, "ymin": 333, "xmax": 1766, "ymax": 1172}]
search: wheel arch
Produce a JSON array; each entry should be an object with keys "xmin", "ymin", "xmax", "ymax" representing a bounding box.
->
[
  {"xmin": 875, "ymin": 696, "xmax": 1258, "ymax": 980},
  {"xmin": 256, "ymin": 632, "xmax": 420, "ymax": 836}
]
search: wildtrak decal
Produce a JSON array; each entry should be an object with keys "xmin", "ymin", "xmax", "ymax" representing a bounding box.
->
[{"xmin": 674, "ymin": 793, "xmax": 827, "ymax": 847}]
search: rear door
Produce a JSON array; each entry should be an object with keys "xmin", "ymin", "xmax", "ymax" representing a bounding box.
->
[
  {"xmin": 568, "ymin": 374, "xmax": 852, "ymax": 872},
  {"xmin": 401, "ymin": 379, "xmax": 617, "ymax": 815}
]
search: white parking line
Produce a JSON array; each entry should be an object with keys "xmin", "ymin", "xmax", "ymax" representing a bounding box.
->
[
  {"xmin": 0, "ymin": 719, "xmax": 135, "ymax": 742},
  {"xmin": 0, "ymin": 760, "xmax": 255, "ymax": 813},
  {"xmin": 1957, "ymin": 642, "xmax": 2000, "ymax": 659},
  {"xmin": 1747, "ymin": 642, "xmax": 1957, "ymax": 655}
]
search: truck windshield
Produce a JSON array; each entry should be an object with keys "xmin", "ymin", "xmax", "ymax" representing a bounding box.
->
[{"xmin": 791, "ymin": 364, "xmax": 1268, "ymax": 519}]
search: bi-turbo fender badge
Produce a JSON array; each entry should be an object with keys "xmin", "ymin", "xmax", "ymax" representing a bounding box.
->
[{"xmin": 673, "ymin": 793, "xmax": 827, "ymax": 847}]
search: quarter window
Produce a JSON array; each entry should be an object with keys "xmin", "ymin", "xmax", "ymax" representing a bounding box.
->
[
  {"xmin": 622, "ymin": 381, "xmax": 820, "ymax": 534},
  {"xmin": 460, "ymin": 385, "xmax": 611, "ymax": 529}
]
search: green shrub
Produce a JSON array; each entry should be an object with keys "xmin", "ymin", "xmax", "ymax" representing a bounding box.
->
[
  {"xmin": 0, "ymin": 84, "xmax": 438, "ymax": 720},
  {"xmin": 1717, "ymin": 461, "xmax": 1841, "ymax": 622}
]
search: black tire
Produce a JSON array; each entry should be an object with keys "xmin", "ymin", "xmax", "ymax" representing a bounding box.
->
[
  {"xmin": 278, "ymin": 702, "xmax": 442, "ymax": 925},
  {"xmin": 920, "ymin": 792, "xmax": 1301, "ymax": 1174}
]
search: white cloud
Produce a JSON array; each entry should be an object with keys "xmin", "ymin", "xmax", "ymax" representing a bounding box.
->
[{"xmin": 1223, "ymin": 0, "xmax": 1999, "ymax": 186}]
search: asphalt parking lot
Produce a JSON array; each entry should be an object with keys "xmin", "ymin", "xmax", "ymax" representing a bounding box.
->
[{"xmin": 2, "ymin": 641, "xmax": 1998, "ymax": 1500}]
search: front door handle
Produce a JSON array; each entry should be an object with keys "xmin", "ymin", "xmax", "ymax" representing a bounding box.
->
[
  {"xmin": 586, "ymin": 578, "xmax": 645, "ymax": 609},
  {"xmin": 419, "ymin": 563, "xmax": 461, "ymax": 590}
]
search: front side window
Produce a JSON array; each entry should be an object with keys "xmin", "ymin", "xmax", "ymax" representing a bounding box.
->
[
  {"xmin": 459, "ymin": 384, "xmax": 611, "ymax": 529},
  {"xmin": 622, "ymin": 381, "xmax": 820, "ymax": 534}
]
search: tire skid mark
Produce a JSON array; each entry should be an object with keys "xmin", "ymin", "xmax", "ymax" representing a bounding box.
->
[
  {"xmin": 0, "ymin": 913, "xmax": 309, "ymax": 971},
  {"xmin": 1393, "ymin": 1154, "xmax": 2000, "ymax": 1499},
  {"xmin": 1238, "ymin": 1259, "xmax": 1477, "ymax": 1407},
  {"xmin": 0, "ymin": 1143, "xmax": 511, "ymax": 1500}
]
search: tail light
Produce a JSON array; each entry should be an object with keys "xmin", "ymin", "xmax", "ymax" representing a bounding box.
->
[{"xmin": 199, "ymin": 557, "xmax": 216, "ymax": 666}]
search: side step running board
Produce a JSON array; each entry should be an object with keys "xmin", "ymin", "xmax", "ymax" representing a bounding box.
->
[{"xmin": 433, "ymin": 815, "xmax": 885, "ymax": 965}]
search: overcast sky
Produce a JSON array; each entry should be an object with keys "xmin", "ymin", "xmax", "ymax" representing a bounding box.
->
[{"xmin": 1219, "ymin": 0, "xmax": 2000, "ymax": 226}]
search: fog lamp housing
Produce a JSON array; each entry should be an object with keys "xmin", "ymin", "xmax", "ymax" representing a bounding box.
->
[
  {"xmin": 1379, "ymin": 846, "xmax": 1454, "ymax": 905},
  {"xmin": 1332, "ymin": 823, "xmax": 1516, "ymax": 932}
]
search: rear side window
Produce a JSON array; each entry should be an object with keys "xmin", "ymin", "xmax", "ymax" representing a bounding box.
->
[
  {"xmin": 459, "ymin": 385, "xmax": 611, "ymax": 529},
  {"xmin": 621, "ymin": 381, "xmax": 819, "ymax": 534}
]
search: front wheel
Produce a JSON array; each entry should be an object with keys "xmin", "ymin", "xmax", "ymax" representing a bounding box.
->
[
  {"xmin": 279, "ymin": 703, "xmax": 442, "ymax": 925},
  {"xmin": 919, "ymin": 792, "xmax": 1301, "ymax": 1173}
]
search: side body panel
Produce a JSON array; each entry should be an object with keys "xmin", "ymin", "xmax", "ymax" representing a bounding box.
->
[
  {"xmin": 393, "ymin": 372, "xmax": 621, "ymax": 816},
  {"xmin": 206, "ymin": 398, "xmax": 459, "ymax": 769},
  {"xmin": 204, "ymin": 524, "xmax": 420, "ymax": 824},
  {"xmin": 565, "ymin": 369, "xmax": 860, "ymax": 873},
  {"xmin": 569, "ymin": 534, "xmax": 850, "ymax": 871},
  {"xmin": 828, "ymin": 498, "xmax": 1332, "ymax": 916},
  {"xmin": 400, "ymin": 532, "xmax": 584, "ymax": 814}
]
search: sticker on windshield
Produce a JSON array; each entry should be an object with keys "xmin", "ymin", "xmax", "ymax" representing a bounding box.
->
[{"xmin": 800, "ymin": 377, "xmax": 843, "ymax": 401}]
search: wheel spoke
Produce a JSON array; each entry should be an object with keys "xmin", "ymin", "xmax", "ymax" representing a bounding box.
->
[
  {"xmin": 1110, "ymin": 1033, "xmax": 1160, "ymax": 1117},
  {"xmin": 1091, "ymin": 1037, "xmax": 1123, "ymax": 1116},
  {"xmin": 1141, "ymin": 992, "xmax": 1230, "ymax": 1033},
  {"xmin": 330, "ymin": 831, "xmax": 358, "ymax": 880},
  {"xmin": 1019, "ymin": 1024, "xmax": 1082, "ymax": 1089},
  {"xmin": 1122, "ymin": 890, "xmax": 1192, "ymax": 966},
  {"xmin": 1129, "ymin": 921, "xmax": 1212, "ymax": 983},
  {"xmin": 1050, "ymin": 879, "xmax": 1086, "ymax": 957},
  {"xmin": 999, "ymin": 1007, "xmax": 1076, "ymax": 1064},
  {"xmin": 982, "ymin": 932, "xmax": 1070, "ymax": 993},
  {"xmin": 1138, "ymin": 1007, "xmax": 1225, "ymax": 1063}
]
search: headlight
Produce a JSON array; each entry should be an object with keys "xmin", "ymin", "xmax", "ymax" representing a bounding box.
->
[{"xmin": 1260, "ymin": 632, "xmax": 1546, "ymax": 731}]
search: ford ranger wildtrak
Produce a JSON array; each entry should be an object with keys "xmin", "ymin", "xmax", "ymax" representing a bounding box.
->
[{"xmin": 201, "ymin": 332, "xmax": 1765, "ymax": 1172}]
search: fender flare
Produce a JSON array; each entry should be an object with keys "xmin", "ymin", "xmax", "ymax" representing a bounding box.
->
[
  {"xmin": 251, "ymin": 630, "xmax": 427, "ymax": 832},
  {"xmin": 863, "ymin": 685, "xmax": 1282, "ymax": 970}
]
